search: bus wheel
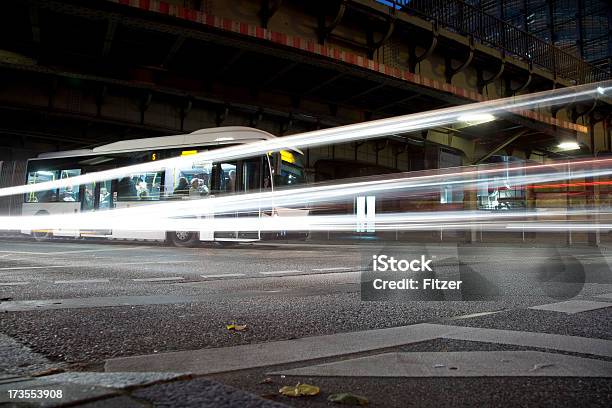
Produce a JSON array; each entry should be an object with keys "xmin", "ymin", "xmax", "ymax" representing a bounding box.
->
[
  {"xmin": 33, "ymin": 211, "xmax": 52, "ymax": 241},
  {"xmin": 169, "ymin": 231, "xmax": 200, "ymax": 247},
  {"xmin": 33, "ymin": 229, "xmax": 52, "ymax": 241}
]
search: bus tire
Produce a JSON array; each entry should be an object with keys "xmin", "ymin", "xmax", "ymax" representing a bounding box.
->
[
  {"xmin": 168, "ymin": 231, "xmax": 200, "ymax": 247},
  {"xmin": 32, "ymin": 211, "xmax": 52, "ymax": 241}
]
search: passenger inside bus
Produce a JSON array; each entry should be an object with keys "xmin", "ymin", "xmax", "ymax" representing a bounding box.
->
[
  {"xmin": 61, "ymin": 186, "xmax": 76, "ymax": 202},
  {"xmin": 174, "ymin": 177, "xmax": 189, "ymax": 196},
  {"xmin": 117, "ymin": 177, "xmax": 137, "ymax": 200},
  {"xmin": 189, "ymin": 178, "xmax": 209, "ymax": 198},
  {"xmin": 228, "ymin": 170, "xmax": 236, "ymax": 192},
  {"xmin": 99, "ymin": 187, "xmax": 111, "ymax": 208}
]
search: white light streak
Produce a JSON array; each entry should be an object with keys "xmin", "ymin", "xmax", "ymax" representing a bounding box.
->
[
  {"xmin": 0, "ymin": 81, "xmax": 609, "ymax": 198},
  {"xmin": 457, "ymin": 113, "xmax": 496, "ymax": 123},
  {"xmin": 3, "ymin": 157, "xmax": 612, "ymax": 233},
  {"xmin": 557, "ymin": 141, "xmax": 581, "ymax": 151}
]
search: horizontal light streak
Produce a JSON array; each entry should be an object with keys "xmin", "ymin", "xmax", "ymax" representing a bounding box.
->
[
  {"xmin": 3, "ymin": 157, "xmax": 612, "ymax": 234},
  {"xmin": 3, "ymin": 209, "xmax": 611, "ymax": 233},
  {"xmin": 1, "ymin": 81, "xmax": 609, "ymax": 198}
]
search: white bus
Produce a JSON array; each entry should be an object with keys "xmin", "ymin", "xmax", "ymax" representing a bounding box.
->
[{"xmin": 21, "ymin": 127, "xmax": 307, "ymax": 246}]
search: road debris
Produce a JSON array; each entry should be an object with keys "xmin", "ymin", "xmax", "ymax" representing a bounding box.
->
[{"xmin": 279, "ymin": 383, "xmax": 320, "ymax": 397}]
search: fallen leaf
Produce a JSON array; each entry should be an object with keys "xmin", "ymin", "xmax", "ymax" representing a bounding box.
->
[
  {"xmin": 226, "ymin": 323, "xmax": 248, "ymax": 332},
  {"xmin": 328, "ymin": 393, "xmax": 369, "ymax": 406},
  {"xmin": 279, "ymin": 383, "xmax": 320, "ymax": 397}
]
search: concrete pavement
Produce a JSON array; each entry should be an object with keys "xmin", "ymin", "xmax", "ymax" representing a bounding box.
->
[{"xmin": 0, "ymin": 238, "xmax": 611, "ymax": 407}]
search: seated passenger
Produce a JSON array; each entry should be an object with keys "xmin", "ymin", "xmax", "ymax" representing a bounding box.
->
[
  {"xmin": 197, "ymin": 178, "xmax": 209, "ymax": 196},
  {"xmin": 174, "ymin": 177, "xmax": 189, "ymax": 196},
  {"xmin": 61, "ymin": 186, "xmax": 76, "ymax": 202},
  {"xmin": 189, "ymin": 178, "xmax": 201, "ymax": 198}
]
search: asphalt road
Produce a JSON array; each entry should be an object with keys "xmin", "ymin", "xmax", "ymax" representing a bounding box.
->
[{"xmin": 0, "ymin": 238, "xmax": 611, "ymax": 407}]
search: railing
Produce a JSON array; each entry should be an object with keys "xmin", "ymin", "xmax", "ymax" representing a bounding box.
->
[{"xmin": 384, "ymin": 0, "xmax": 610, "ymax": 84}]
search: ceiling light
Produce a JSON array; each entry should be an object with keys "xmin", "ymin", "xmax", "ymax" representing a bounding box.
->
[
  {"xmin": 457, "ymin": 113, "xmax": 496, "ymax": 124},
  {"xmin": 557, "ymin": 141, "xmax": 580, "ymax": 151}
]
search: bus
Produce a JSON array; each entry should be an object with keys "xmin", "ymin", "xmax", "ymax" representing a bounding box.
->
[{"xmin": 21, "ymin": 127, "xmax": 307, "ymax": 246}]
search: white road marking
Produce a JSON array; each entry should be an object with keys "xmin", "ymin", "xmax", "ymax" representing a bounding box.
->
[
  {"xmin": 113, "ymin": 261, "xmax": 198, "ymax": 266},
  {"xmin": 0, "ymin": 246, "xmax": 149, "ymax": 255},
  {"xmin": 200, "ymin": 273, "xmax": 245, "ymax": 278},
  {"xmin": 529, "ymin": 300, "xmax": 612, "ymax": 314},
  {"xmin": 54, "ymin": 279, "xmax": 110, "ymax": 284},
  {"xmin": 0, "ymin": 282, "xmax": 30, "ymax": 286},
  {"xmin": 105, "ymin": 322, "xmax": 612, "ymax": 374},
  {"xmin": 0, "ymin": 265, "xmax": 72, "ymax": 271},
  {"xmin": 259, "ymin": 270, "xmax": 302, "ymax": 275},
  {"xmin": 311, "ymin": 267, "xmax": 354, "ymax": 272},
  {"xmin": 132, "ymin": 277, "xmax": 185, "ymax": 282}
]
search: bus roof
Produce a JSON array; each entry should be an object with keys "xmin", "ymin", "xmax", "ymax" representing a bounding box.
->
[{"xmin": 36, "ymin": 127, "xmax": 275, "ymax": 159}]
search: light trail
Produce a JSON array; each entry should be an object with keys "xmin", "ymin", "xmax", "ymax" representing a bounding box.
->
[
  {"xmin": 4, "ymin": 156, "xmax": 612, "ymax": 233},
  {"xmin": 2, "ymin": 209, "xmax": 610, "ymax": 233},
  {"xmin": 0, "ymin": 81, "xmax": 609, "ymax": 198}
]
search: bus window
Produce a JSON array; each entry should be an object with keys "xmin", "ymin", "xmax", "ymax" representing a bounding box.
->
[
  {"xmin": 166, "ymin": 161, "xmax": 212, "ymax": 199},
  {"xmin": 116, "ymin": 172, "xmax": 162, "ymax": 201},
  {"xmin": 59, "ymin": 169, "xmax": 81, "ymax": 202},
  {"xmin": 26, "ymin": 170, "xmax": 58, "ymax": 202},
  {"xmin": 271, "ymin": 150, "xmax": 305, "ymax": 187},
  {"xmin": 242, "ymin": 159, "xmax": 261, "ymax": 191},
  {"xmin": 99, "ymin": 180, "xmax": 112, "ymax": 209},
  {"xmin": 25, "ymin": 169, "xmax": 81, "ymax": 202},
  {"xmin": 212, "ymin": 162, "xmax": 237, "ymax": 194}
]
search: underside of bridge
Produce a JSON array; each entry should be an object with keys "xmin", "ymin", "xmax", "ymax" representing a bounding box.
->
[{"xmin": 0, "ymin": 0, "xmax": 610, "ymax": 175}]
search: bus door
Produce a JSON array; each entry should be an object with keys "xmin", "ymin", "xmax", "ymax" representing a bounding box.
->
[
  {"xmin": 80, "ymin": 180, "xmax": 113, "ymax": 237},
  {"xmin": 237, "ymin": 158, "xmax": 262, "ymax": 240},
  {"xmin": 211, "ymin": 159, "xmax": 262, "ymax": 241}
]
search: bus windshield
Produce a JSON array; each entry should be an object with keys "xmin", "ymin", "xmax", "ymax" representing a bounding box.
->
[{"xmin": 274, "ymin": 150, "xmax": 305, "ymax": 187}]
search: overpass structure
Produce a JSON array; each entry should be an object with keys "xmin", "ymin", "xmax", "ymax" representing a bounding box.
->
[{"xmin": 0, "ymin": 0, "xmax": 610, "ymax": 218}]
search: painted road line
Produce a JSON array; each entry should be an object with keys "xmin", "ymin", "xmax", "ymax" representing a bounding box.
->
[
  {"xmin": 0, "ymin": 246, "xmax": 149, "ymax": 255},
  {"xmin": 201, "ymin": 274, "xmax": 245, "ymax": 279},
  {"xmin": 438, "ymin": 324, "xmax": 612, "ymax": 357},
  {"xmin": 0, "ymin": 295, "xmax": 204, "ymax": 312},
  {"xmin": 271, "ymin": 351, "xmax": 612, "ymax": 378},
  {"xmin": 105, "ymin": 323, "xmax": 459, "ymax": 374},
  {"xmin": 259, "ymin": 270, "xmax": 303, "ymax": 275},
  {"xmin": 54, "ymin": 279, "xmax": 110, "ymax": 284},
  {"xmin": 529, "ymin": 300, "xmax": 612, "ymax": 314},
  {"xmin": 0, "ymin": 265, "xmax": 72, "ymax": 271},
  {"xmin": 0, "ymin": 282, "xmax": 30, "ymax": 286},
  {"xmin": 311, "ymin": 267, "xmax": 355, "ymax": 272},
  {"xmin": 105, "ymin": 323, "xmax": 612, "ymax": 374},
  {"xmin": 132, "ymin": 277, "xmax": 185, "ymax": 282}
]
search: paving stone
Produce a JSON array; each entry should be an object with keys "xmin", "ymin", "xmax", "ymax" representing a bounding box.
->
[
  {"xmin": 270, "ymin": 351, "xmax": 612, "ymax": 378},
  {"xmin": 42, "ymin": 372, "xmax": 189, "ymax": 389},
  {"xmin": 73, "ymin": 395, "xmax": 149, "ymax": 408},
  {"xmin": 131, "ymin": 377, "xmax": 289, "ymax": 408}
]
